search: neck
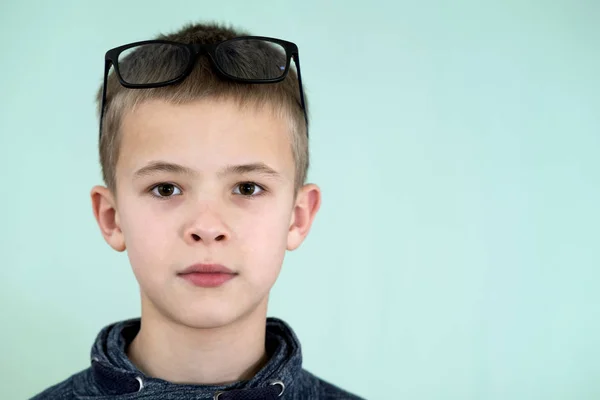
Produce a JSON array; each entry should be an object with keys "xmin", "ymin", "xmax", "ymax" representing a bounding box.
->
[{"xmin": 127, "ymin": 294, "xmax": 269, "ymax": 385}]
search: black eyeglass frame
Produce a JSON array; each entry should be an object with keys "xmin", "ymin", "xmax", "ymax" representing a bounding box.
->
[{"xmin": 99, "ymin": 36, "xmax": 308, "ymax": 139}]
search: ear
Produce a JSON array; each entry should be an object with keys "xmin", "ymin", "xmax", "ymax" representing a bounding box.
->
[
  {"xmin": 287, "ymin": 183, "xmax": 322, "ymax": 251},
  {"xmin": 90, "ymin": 185, "xmax": 126, "ymax": 252}
]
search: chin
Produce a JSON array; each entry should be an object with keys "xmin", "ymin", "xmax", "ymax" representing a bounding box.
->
[
  {"xmin": 169, "ymin": 301, "xmax": 251, "ymax": 329},
  {"xmin": 143, "ymin": 285, "xmax": 269, "ymax": 329},
  {"xmin": 178, "ymin": 310, "xmax": 239, "ymax": 329}
]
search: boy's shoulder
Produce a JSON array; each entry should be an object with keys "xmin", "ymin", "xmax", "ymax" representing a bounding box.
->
[
  {"xmin": 29, "ymin": 369, "xmax": 82, "ymax": 400},
  {"xmin": 298, "ymin": 368, "xmax": 365, "ymax": 399}
]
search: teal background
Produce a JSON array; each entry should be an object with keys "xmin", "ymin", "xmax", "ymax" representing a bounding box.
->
[{"xmin": 1, "ymin": 1, "xmax": 598, "ymax": 399}]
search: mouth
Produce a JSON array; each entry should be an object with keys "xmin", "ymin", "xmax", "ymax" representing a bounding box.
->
[{"xmin": 178, "ymin": 263, "xmax": 237, "ymax": 288}]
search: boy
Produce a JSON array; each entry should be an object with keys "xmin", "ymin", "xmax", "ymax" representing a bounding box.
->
[{"xmin": 31, "ymin": 22, "xmax": 363, "ymax": 400}]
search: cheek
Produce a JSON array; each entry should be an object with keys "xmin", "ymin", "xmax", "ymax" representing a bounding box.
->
[
  {"xmin": 238, "ymin": 204, "xmax": 291, "ymax": 264},
  {"xmin": 119, "ymin": 201, "xmax": 176, "ymax": 275}
]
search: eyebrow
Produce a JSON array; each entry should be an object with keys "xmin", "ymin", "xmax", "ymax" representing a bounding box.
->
[{"xmin": 133, "ymin": 160, "xmax": 283, "ymax": 180}]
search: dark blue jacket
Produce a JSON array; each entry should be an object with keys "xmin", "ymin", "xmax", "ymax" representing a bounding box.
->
[{"xmin": 31, "ymin": 317, "xmax": 364, "ymax": 399}]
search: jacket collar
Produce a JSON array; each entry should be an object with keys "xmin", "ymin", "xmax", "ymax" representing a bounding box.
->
[{"xmin": 82, "ymin": 317, "xmax": 302, "ymax": 398}]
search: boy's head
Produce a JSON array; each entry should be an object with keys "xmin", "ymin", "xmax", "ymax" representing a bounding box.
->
[{"xmin": 91, "ymin": 22, "xmax": 321, "ymax": 329}]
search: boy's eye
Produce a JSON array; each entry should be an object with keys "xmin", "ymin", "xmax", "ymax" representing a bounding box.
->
[
  {"xmin": 151, "ymin": 183, "xmax": 182, "ymax": 198},
  {"xmin": 233, "ymin": 182, "xmax": 264, "ymax": 196}
]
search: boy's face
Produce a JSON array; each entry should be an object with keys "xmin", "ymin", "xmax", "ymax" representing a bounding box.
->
[{"xmin": 91, "ymin": 98, "xmax": 320, "ymax": 328}]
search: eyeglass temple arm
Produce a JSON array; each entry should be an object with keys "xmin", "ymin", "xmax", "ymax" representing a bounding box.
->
[
  {"xmin": 292, "ymin": 53, "xmax": 309, "ymax": 134},
  {"xmin": 98, "ymin": 59, "xmax": 111, "ymax": 140}
]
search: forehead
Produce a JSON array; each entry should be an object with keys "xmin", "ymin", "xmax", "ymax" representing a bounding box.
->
[{"xmin": 116, "ymin": 98, "xmax": 295, "ymax": 179}]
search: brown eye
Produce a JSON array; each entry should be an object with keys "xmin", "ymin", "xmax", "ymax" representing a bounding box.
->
[
  {"xmin": 234, "ymin": 182, "xmax": 264, "ymax": 196},
  {"xmin": 151, "ymin": 183, "xmax": 181, "ymax": 198}
]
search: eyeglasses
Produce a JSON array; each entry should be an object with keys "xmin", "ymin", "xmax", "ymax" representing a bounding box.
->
[{"xmin": 99, "ymin": 36, "xmax": 308, "ymax": 139}]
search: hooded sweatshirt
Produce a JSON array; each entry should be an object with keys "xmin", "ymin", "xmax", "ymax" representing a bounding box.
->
[{"xmin": 31, "ymin": 317, "xmax": 364, "ymax": 400}]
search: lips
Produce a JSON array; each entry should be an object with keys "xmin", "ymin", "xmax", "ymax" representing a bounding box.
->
[{"xmin": 178, "ymin": 264, "xmax": 237, "ymax": 288}]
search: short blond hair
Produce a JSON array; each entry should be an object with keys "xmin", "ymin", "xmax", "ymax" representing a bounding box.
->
[{"xmin": 96, "ymin": 22, "xmax": 309, "ymax": 196}]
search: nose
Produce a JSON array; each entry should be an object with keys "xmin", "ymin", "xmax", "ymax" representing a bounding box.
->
[
  {"xmin": 184, "ymin": 205, "xmax": 230, "ymax": 245},
  {"xmin": 190, "ymin": 231, "xmax": 226, "ymax": 242}
]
